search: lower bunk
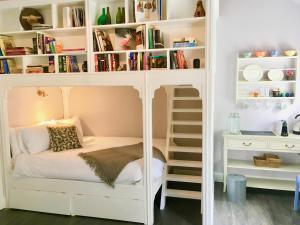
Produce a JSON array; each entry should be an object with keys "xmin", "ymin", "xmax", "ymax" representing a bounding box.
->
[{"xmin": 7, "ymin": 134, "xmax": 166, "ymax": 224}]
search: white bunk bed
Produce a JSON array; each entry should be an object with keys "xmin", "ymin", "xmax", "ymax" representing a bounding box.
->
[
  {"xmin": 0, "ymin": 0, "xmax": 217, "ymax": 224},
  {"xmin": 8, "ymin": 134, "xmax": 166, "ymax": 223}
]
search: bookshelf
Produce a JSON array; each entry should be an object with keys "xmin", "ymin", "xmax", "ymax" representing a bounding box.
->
[{"xmin": 0, "ymin": 0, "xmax": 206, "ymax": 75}]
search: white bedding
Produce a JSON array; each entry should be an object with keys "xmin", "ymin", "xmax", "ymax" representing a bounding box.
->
[{"xmin": 13, "ymin": 136, "xmax": 166, "ymax": 184}]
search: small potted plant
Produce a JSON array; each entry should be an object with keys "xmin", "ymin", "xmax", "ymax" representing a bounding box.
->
[{"xmin": 285, "ymin": 70, "xmax": 295, "ymax": 80}]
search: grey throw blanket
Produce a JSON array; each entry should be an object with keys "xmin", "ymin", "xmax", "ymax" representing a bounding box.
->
[{"xmin": 78, "ymin": 142, "xmax": 166, "ymax": 187}]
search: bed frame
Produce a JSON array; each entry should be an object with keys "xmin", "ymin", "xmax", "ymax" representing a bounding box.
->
[{"xmin": 8, "ymin": 172, "xmax": 162, "ymax": 224}]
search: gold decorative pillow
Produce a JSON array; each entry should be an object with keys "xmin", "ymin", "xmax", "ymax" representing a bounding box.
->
[{"xmin": 47, "ymin": 125, "xmax": 82, "ymax": 152}]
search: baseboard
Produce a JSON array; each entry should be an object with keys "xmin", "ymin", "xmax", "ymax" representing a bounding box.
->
[{"xmin": 214, "ymin": 172, "xmax": 223, "ymax": 183}]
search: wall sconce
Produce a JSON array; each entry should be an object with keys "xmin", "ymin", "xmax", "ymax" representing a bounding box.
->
[{"xmin": 36, "ymin": 88, "xmax": 48, "ymax": 97}]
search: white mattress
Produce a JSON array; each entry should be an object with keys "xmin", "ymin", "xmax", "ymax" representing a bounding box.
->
[{"xmin": 13, "ymin": 136, "xmax": 166, "ymax": 184}]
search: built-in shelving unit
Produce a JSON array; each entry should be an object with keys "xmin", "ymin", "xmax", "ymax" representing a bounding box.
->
[
  {"xmin": 0, "ymin": 0, "xmax": 205, "ymax": 76},
  {"xmin": 236, "ymin": 54, "xmax": 298, "ymax": 103}
]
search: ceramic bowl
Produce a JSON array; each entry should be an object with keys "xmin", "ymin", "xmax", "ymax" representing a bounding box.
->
[
  {"xmin": 270, "ymin": 50, "xmax": 278, "ymax": 57},
  {"xmin": 284, "ymin": 50, "xmax": 297, "ymax": 57},
  {"xmin": 255, "ymin": 51, "xmax": 267, "ymax": 58},
  {"xmin": 243, "ymin": 52, "xmax": 252, "ymax": 58}
]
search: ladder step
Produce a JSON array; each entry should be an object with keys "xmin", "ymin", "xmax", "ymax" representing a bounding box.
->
[
  {"xmin": 172, "ymin": 108, "xmax": 202, "ymax": 113},
  {"xmin": 172, "ymin": 120, "xmax": 202, "ymax": 126},
  {"xmin": 172, "ymin": 97, "xmax": 201, "ymax": 101},
  {"xmin": 169, "ymin": 146, "xmax": 202, "ymax": 153},
  {"xmin": 166, "ymin": 189, "xmax": 202, "ymax": 200},
  {"xmin": 168, "ymin": 160, "xmax": 202, "ymax": 168},
  {"xmin": 170, "ymin": 132, "xmax": 202, "ymax": 139},
  {"xmin": 166, "ymin": 174, "xmax": 202, "ymax": 183}
]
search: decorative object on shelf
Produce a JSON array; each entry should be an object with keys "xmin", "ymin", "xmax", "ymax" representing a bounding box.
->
[
  {"xmin": 82, "ymin": 61, "xmax": 88, "ymax": 72},
  {"xmin": 135, "ymin": 0, "xmax": 160, "ymax": 22},
  {"xmin": 284, "ymin": 50, "xmax": 297, "ymax": 57},
  {"xmin": 121, "ymin": 7, "xmax": 126, "ymax": 23},
  {"xmin": 253, "ymin": 154, "xmax": 282, "ymax": 168},
  {"xmin": 274, "ymin": 120, "xmax": 289, "ymax": 136},
  {"xmin": 227, "ymin": 113, "xmax": 240, "ymax": 135},
  {"xmin": 94, "ymin": 30, "xmax": 114, "ymax": 52},
  {"xmin": 242, "ymin": 51, "xmax": 252, "ymax": 58},
  {"xmin": 19, "ymin": 8, "xmax": 44, "ymax": 30},
  {"xmin": 267, "ymin": 69, "xmax": 284, "ymax": 81},
  {"xmin": 243, "ymin": 64, "xmax": 263, "ymax": 82},
  {"xmin": 255, "ymin": 50, "xmax": 267, "ymax": 58},
  {"xmin": 116, "ymin": 7, "xmax": 123, "ymax": 24},
  {"xmin": 193, "ymin": 59, "xmax": 200, "ymax": 68},
  {"xmin": 106, "ymin": 7, "xmax": 112, "ymax": 25},
  {"xmin": 0, "ymin": 35, "xmax": 15, "ymax": 56},
  {"xmin": 151, "ymin": 55, "xmax": 167, "ymax": 69},
  {"xmin": 63, "ymin": 7, "xmax": 72, "ymax": 27},
  {"xmin": 285, "ymin": 70, "xmax": 295, "ymax": 80},
  {"xmin": 194, "ymin": 0, "xmax": 205, "ymax": 17},
  {"xmin": 270, "ymin": 50, "xmax": 278, "ymax": 57},
  {"xmin": 115, "ymin": 28, "xmax": 136, "ymax": 50},
  {"xmin": 271, "ymin": 88, "xmax": 281, "ymax": 97},
  {"xmin": 292, "ymin": 114, "xmax": 300, "ymax": 135},
  {"xmin": 98, "ymin": 8, "xmax": 107, "ymax": 25}
]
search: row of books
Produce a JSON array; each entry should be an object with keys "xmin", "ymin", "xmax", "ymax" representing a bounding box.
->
[
  {"xmin": 0, "ymin": 59, "xmax": 18, "ymax": 74},
  {"xmin": 129, "ymin": 52, "xmax": 167, "ymax": 71},
  {"xmin": 36, "ymin": 33, "xmax": 57, "ymax": 54},
  {"xmin": 170, "ymin": 50, "xmax": 188, "ymax": 69},
  {"xmin": 95, "ymin": 54, "xmax": 127, "ymax": 72},
  {"xmin": 148, "ymin": 27, "xmax": 164, "ymax": 49},
  {"xmin": 58, "ymin": 55, "xmax": 80, "ymax": 73}
]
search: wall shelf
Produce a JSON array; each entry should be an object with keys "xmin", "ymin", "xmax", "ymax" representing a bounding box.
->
[{"xmin": 236, "ymin": 53, "xmax": 298, "ymax": 105}]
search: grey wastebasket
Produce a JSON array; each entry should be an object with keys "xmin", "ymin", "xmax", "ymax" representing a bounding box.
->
[{"xmin": 227, "ymin": 174, "xmax": 247, "ymax": 203}]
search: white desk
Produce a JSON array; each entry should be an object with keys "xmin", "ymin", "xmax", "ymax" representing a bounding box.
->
[{"xmin": 223, "ymin": 132, "xmax": 300, "ymax": 192}]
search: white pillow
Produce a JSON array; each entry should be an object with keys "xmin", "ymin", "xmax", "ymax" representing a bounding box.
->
[
  {"xmin": 20, "ymin": 125, "xmax": 50, "ymax": 154},
  {"xmin": 9, "ymin": 128, "xmax": 28, "ymax": 158}
]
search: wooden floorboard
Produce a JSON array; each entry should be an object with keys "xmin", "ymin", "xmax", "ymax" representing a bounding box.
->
[
  {"xmin": 0, "ymin": 194, "xmax": 202, "ymax": 225},
  {"xmin": 214, "ymin": 182, "xmax": 300, "ymax": 225}
]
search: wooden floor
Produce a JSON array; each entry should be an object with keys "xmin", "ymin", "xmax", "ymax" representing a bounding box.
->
[
  {"xmin": 0, "ymin": 195, "xmax": 202, "ymax": 225},
  {"xmin": 214, "ymin": 182, "xmax": 300, "ymax": 225}
]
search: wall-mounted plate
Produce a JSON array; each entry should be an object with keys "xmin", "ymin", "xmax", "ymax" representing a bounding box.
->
[
  {"xmin": 243, "ymin": 65, "xmax": 263, "ymax": 82},
  {"xmin": 268, "ymin": 69, "xmax": 284, "ymax": 81}
]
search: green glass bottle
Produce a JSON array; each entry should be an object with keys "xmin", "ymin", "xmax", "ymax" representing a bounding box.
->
[
  {"xmin": 106, "ymin": 7, "xmax": 112, "ymax": 24},
  {"xmin": 116, "ymin": 7, "xmax": 122, "ymax": 24},
  {"xmin": 97, "ymin": 8, "xmax": 107, "ymax": 25},
  {"xmin": 121, "ymin": 7, "xmax": 125, "ymax": 23}
]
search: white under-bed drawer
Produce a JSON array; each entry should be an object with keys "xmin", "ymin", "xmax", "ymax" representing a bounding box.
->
[
  {"xmin": 73, "ymin": 194, "xmax": 145, "ymax": 223},
  {"xmin": 9, "ymin": 189, "xmax": 70, "ymax": 215}
]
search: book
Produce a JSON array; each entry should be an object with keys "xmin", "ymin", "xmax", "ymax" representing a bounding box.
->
[
  {"xmin": 148, "ymin": 28, "xmax": 154, "ymax": 49},
  {"xmin": 0, "ymin": 35, "xmax": 15, "ymax": 56},
  {"xmin": 96, "ymin": 30, "xmax": 113, "ymax": 52},
  {"xmin": 135, "ymin": 25, "xmax": 146, "ymax": 50}
]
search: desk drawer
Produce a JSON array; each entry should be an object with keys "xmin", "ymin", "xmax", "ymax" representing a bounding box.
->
[
  {"xmin": 270, "ymin": 141, "xmax": 300, "ymax": 151},
  {"xmin": 228, "ymin": 139, "xmax": 267, "ymax": 149}
]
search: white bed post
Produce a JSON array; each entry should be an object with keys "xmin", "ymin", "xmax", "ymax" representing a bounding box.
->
[
  {"xmin": 0, "ymin": 88, "xmax": 10, "ymax": 209},
  {"xmin": 143, "ymin": 78, "xmax": 154, "ymax": 225},
  {"xmin": 60, "ymin": 87, "xmax": 73, "ymax": 119}
]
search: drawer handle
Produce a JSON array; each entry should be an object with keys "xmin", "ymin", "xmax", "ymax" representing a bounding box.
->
[
  {"xmin": 285, "ymin": 144, "xmax": 295, "ymax": 149},
  {"xmin": 243, "ymin": 142, "xmax": 252, "ymax": 147}
]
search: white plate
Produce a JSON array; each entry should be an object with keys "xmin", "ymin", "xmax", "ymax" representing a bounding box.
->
[
  {"xmin": 267, "ymin": 69, "xmax": 284, "ymax": 81},
  {"xmin": 243, "ymin": 65, "xmax": 263, "ymax": 82}
]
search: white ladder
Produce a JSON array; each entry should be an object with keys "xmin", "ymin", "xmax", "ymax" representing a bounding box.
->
[{"xmin": 160, "ymin": 85, "xmax": 203, "ymax": 210}]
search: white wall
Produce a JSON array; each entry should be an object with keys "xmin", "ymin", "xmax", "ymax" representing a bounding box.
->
[{"xmin": 214, "ymin": 0, "xmax": 300, "ymax": 175}]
